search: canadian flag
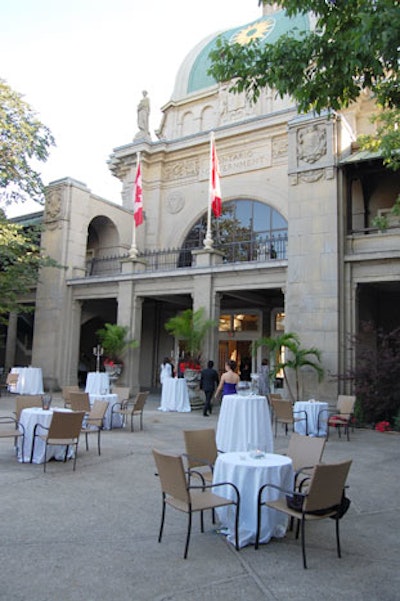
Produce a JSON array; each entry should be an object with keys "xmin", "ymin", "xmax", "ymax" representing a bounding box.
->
[
  {"xmin": 133, "ymin": 159, "xmax": 143, "ymax": 227},
  {"xmin": 210, "ymin": 134, "xmax": 222, "ymax": 218}
]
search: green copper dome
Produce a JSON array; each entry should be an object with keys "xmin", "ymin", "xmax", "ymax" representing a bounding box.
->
[{"xmin": 172, "ymin": 10, "xmax": 311, "ymax": 100}]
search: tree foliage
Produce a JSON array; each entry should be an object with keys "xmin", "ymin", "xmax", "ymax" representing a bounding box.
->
[
  {"xmin": 164, "ymin": 307, "xmax": 216, "ymax": 361},
  {"xmin": 0, "ymin": 78, "xmax": 55, "ymax": 205},
  {"xmin": 0, "ymin": 79, "xmax": 57, "ymax": 321},
  {"xmin": 0, "ymin": 210, "xmax": 58, "ymax": 321},
  {"xmin": 208, "ymin": 0, "xmax": 400, "ymax": 169},
  {"xmin": 254, "ymin": 331, "xmax": 324, "ymax": 401},
  {"xmin": 336, "ymin": 322, "xmax": 400, "ymax": 425}
]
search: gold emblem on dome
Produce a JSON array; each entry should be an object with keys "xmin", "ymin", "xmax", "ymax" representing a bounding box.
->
[{"xmin": 230, "ymin": 18, "xmax": 275, "ymax": 45}]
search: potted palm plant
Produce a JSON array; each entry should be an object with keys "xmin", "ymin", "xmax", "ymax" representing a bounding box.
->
[
  {"xmin": 96, "ymin": 323, "xmax": 138, "ymax": 381},
  {"xmin": 254, "ymin": 332, "xmax": 324, "ymax": 402},
  {"xmin": 164, "ymin": 308, "xmax": 216, "ymax": 408}
]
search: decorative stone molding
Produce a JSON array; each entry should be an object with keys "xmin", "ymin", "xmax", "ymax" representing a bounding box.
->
[
  {"xmin": 296, "ymin": 124, "xmax": 327, "ymax": 165},
  {"xmin": 166, "ymin": 193, "xmax": 185, "ymax": 214},
  {"xmin": 44, "ymin": 188, "xmax": 63, "ymax": 229},
  {"xmin": 298, "ymin": 169, "xmax": 325, "ymax": 184},
  {"xmin": 272, "ymin": 135, "xmax": 288, "ymax": 162},
  {"xmin": 218, "ymin": 84, "xmax": 253, "ymax": 125},
  {"xmin": 163, "ymin": 158, "xmax": 199, "ymax": 182}
]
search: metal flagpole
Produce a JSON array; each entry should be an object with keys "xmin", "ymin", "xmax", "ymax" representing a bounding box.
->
[
  {"xmin": 203, "ymin": 132, "xmax": 214, "ymax": 250},
  {"xmin": 130, "ymin": 151, "xmax": 140, "ymax": 258}
]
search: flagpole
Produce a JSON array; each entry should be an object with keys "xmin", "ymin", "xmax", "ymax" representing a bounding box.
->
[
  {"xmin": 130, "ymin": 151, "xmax": 140, "ymax": 258},
  {"xmin": 203, "ymin": 133, "xmax": 214, "ymax": 250}
]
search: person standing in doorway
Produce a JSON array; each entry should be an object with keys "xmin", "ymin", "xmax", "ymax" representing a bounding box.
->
[{"xmin": 200, "ymin": 360, "xmax": 219, "ymax": 416}]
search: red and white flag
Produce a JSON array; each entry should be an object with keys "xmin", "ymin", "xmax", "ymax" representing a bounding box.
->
[
  {"xmin": 133, "ymin": 159, "xmax": 143, "ymax": 227},
  {"xmin": 210, "ymin": 134, "xmax": 222, "ymax": 218}
]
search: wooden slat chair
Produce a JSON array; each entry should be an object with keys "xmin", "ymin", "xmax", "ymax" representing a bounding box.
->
[
  {"xmin": 152, "ymin": 448, "xmax": 241, "ymax": 559},
  {"xmin": 110, "ymin": 391, "xmax": 149, "ymax": 431},
  {"xmin": 81, "ymin": 400, "xmax": 108, "ymax": 455},
  {"xmin": 270, "ymin": 399, "xmax": 308, "ymax": 437},
  {"xmin": 0, "ymin": 416, "xmax": 25, "ymax": 461},
  {"xmin": 15, "ymin": 395, "xmax": 43, "ymax": 421},
  {"xmin": 31, "ymin": 410, "xmax": 85, "ymax": 472},
  {"xmin": 256, "ymin": 460, "xmax": 352, "ymax": 568},
  {"xmin": 317, "ymin": 395, "xmax": 356, "ymax": 441}
]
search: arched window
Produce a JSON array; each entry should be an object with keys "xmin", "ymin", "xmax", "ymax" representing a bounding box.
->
[{"xmin": 179, "ymin": 199, "xmax": 287, "ymax": 265}]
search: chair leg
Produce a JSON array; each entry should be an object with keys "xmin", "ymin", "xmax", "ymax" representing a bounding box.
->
[
  {"xmin": 130, "ymin": 414, "xmax": 134, "ymax": 432},
  {"xmin": 73, "ymin": 443, "xmax": 78, "ymax": 471},
  {"xmin": 158, "ymin": 495, "xmax": 166, "ymax": 543},
  {"xmin": 43, "ymin": 442, "xmax": 47, "ymax": 472},
  {"xmin": 200, "ymin": 510, "xmax": 204, "ymax": 533},
  {"xmin": 97, "ymin": 430, "xmax": 101, "ymax": 455},
  {"xmin": 255, "ymin": 500, "xmax": 262, "ymax": 549},
  {"xmin": 301, "ymin": 517, "xmax": 307, "ymax": 569},
  {"xmin": 234, "ymin": 500, "xmax": 240, "ymax": 551},
  {"xmin": 85, "ymin": 432, "xmax": 89, "ymax": 451},
  {"xmin": 184, "ymin": 511, "xmax": 192, "ymax": 559},
  {"xmin": 335, "ymin": 517, "xmax": 341, "ymax": 558}
]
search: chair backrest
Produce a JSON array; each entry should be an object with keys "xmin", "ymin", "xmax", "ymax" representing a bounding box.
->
[
  {"xmin": 62, "ymin": 386, "xmax": 80, "ymax": 402},
  {"xmin": 268, "ymin": 393, "xmax": 283, "ymax": 402},
  {"xmin": 303, "ymin": 460, "xmax": 352, "ymax": 513},
  {"xmin": 271, "ymin": 398, "xmax": 293, "ymax": 420},
  {"xmin": 69, "ymin": 392, "xmax": 90, "ymax": 412},
  {"xmin": 15, "ymin": 395, "xmax": 43, "ymax": 420},
  {"xmin": 183, "ymin": 428, "xmax": 218, "ymax": 469},
  {"xmin": 48, "ymin": 411, "xmax": 86, "ymax": 440},
  {"xmin": 152, "ymin": 448, "xmax": 189, "ymax": 504},
  {"xmin": 286, "ymin": 433, "xmax": 326, "ymax": 473},
  {"xmin": 113, "ymin": 387, "xmax": 130, "ymax": 401},
  {"xmin": 337, "ymin": 395, "xmax": 356, "ymax": 416},
  {"xmin": 133, "ymin": 391, "xmax": 149, "ymax": 411},
  {"xmin": 88, "ymin": 400, "xmax": 108, "ymax": 426},
  {"xmin": 6, "ymin": 372, "xmax": 19, "ymax": 386}
]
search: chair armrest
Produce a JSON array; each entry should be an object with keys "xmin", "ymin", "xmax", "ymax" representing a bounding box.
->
[
  {"xmin": 189, "ymin": 480, "xmax": 241, "ymax": 504},
  {"xmin": 110, "ymin": 402, "xmax": 123, "ymax": 411},
  {"xmin": 33, "ymin": 422, "xmax": 49, "ymax": 437},
  {"xmin": 182, "ymin": 452, "xmax": 214, "ymax": 470},
  {"xmin": 257, "ymin": 481, "xmax": 305, "ymax": 505}
]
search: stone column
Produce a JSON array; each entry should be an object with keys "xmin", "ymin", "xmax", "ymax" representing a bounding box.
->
[{"xmin": 4, "ymin": 312, "xmax": 17, "ymax": 371}]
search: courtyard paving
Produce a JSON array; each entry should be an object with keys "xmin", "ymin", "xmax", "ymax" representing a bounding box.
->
[{"xmin": 0, "ymin": 392, "xmax": 398, "ymax": 601}]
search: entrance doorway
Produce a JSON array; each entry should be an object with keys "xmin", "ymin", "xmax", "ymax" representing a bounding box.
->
[{"xmin": 218, "ymin": 339, "xmax": 253, "ymax": 379}]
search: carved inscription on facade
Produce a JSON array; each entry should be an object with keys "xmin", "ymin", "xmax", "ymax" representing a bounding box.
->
[{"xmin": 297, "ymin": 124, "xmax": 327, "ymax": 165}]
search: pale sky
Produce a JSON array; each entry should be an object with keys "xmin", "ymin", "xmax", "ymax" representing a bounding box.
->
[{"xmin": 1, "ymin": 0, "xmax": 262, "ymax": 217}]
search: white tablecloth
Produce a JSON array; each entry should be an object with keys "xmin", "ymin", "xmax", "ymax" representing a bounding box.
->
[
  {"xmin": 294, "ymin": 400, "xmax": 329, "ymax": 436},
  {"xmin": 17, "ymin": 407, "xmax": 74, "ymax": 464},
  {"xmin": 10, "ymin": 367, "xmax": 44, "ymax": 395},
  {"xmin": 158, "ymin": 378, "xmax": 191, "ymax": 412},
  {"xmin": 216, "ymin": 394, "xmax": 273, "ymax": 453},
  {"xmin": 85, "ymin": 372, "xmax": 110, "ymax": 395},
  {"xmin": 213, "ymin": 452, "xmax": 293, "ymax": 548},
  {"xmin": 88, "ymin": 393, "xmax": 122, "ymax": 430}
]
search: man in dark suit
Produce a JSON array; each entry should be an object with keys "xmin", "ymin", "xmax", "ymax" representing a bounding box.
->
[{"xmin": 200, "ymin": 360, "xmax": 219, "ymax": 416}]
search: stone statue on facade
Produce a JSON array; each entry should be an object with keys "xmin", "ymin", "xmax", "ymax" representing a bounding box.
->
[{"xmin": 135, "ymin": 90, "xmax": 150, "ymax": 139}]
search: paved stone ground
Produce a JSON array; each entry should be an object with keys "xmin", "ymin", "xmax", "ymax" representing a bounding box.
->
[{"xmin": 0, "ymin": 392, "xmax": 399, "ymax": 601}]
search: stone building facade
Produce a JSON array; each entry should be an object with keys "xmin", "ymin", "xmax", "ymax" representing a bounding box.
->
[{"xmin": 2, "ymin": 6, "xmax": 400, "ymax": 400}]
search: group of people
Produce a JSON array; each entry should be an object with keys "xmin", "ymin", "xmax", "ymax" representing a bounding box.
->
[{"xmin": 160, "ymin": 355, "xmax": 271, "ymax": 416}]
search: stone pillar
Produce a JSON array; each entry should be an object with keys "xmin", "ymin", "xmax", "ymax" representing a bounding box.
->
[
  {"xmin": 4, "ymin": 312, "xmax": 17, "ymax": 371},
  {"xmin": 286, "ymin": 113, "xmax": 339, "ymax": 402}
]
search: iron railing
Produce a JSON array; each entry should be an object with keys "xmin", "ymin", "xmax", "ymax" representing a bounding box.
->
[{"xmin": 86, "ymin": 234, "xmax": 288, "ymax": 277}]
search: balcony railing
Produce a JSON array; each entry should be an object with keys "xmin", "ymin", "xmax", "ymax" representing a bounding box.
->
[{"xmin": 85, "ymin": 234, "xmax": 288, "ymax": 277}]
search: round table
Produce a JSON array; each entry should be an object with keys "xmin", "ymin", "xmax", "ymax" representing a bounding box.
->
[
  {"xmin": 10, "ymin": 367, "xmax": 44, "ymax": 395},
  {"xmin": 294, "ymin": 400, "xmax": 329, "ymax": 436},
  {"xmin": 85, "ymin": 372, "xmax": 110, "ymax": 395},
  {"xmin": 213, "ymin": 451, "xmax": 293, "ymax": 548},
  {"xmin": 158, "ymin": 378, "xmax": 191, "ymax": 412},
  {"xmin": 88, "ymin": 393, "xmax": 122, "ymax": 429},
  {"xmin": 216, "ymin": 394, "xmax": 273, "ymax": 453},
  {"xmin": 17, "ymin": 407, "xmax": 74, "ymax": 464}
]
